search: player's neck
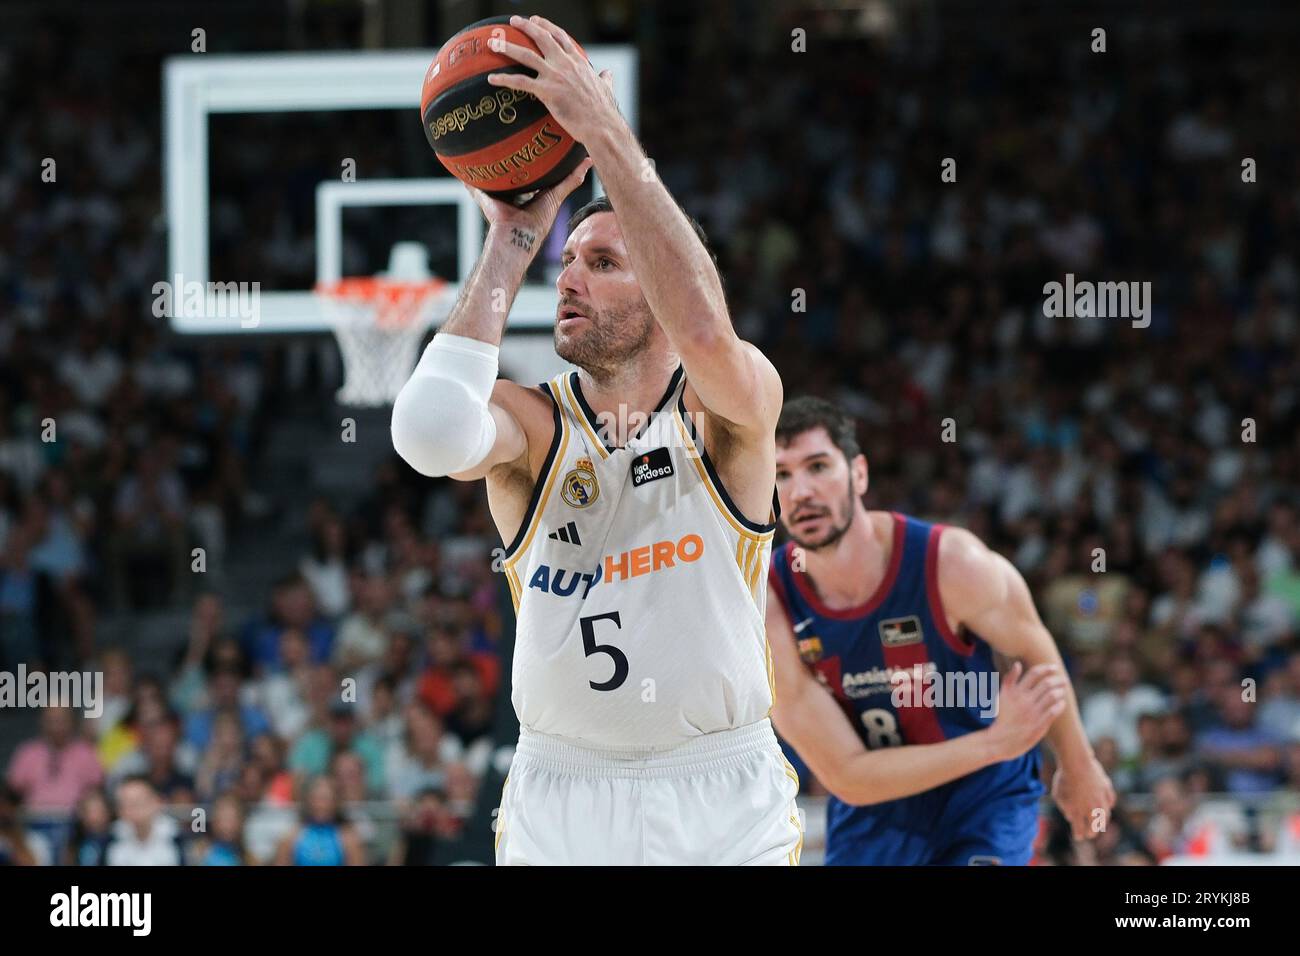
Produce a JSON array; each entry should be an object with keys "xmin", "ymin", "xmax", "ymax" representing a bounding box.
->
[
  {"xmin": 801, "ymin": 508, "xmax": 893, "ymax": 610},
  {"xmin": 576, "ymin": 353, "xmax": 681, "ymax": 446}
]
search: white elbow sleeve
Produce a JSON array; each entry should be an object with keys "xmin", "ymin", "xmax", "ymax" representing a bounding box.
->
[{"xmin": 391, "ymin": 333, "xmax": 500, "ymax": 476}]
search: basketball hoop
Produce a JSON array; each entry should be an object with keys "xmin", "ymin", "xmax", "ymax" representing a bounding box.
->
[{"xmin": 315, "ymin": 275, "xmax": 449, "ymax": 407}]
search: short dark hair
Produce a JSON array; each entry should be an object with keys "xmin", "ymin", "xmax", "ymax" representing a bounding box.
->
[
  {"xmin": 566, "ymin": 196, "xmax": 722, "ymax": 279},
  {"xmin": 776, "ymin": 396, "xmax": 862, "ymax": 463}
]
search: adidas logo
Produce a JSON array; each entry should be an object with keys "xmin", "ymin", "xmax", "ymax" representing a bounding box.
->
[{"xmin": 547, "ymin": 521, "xmax": 582, "ymax": 545}]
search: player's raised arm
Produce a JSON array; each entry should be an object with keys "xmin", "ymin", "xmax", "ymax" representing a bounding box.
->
[
  {"xmin": 937, "ymin": 527, "xmax": 1117, "ymax": 839},
  {"xmin": 487, "ymin": 15, "xmax": 780, "ymax": 434},
  {"xmin": 390, "ymin": 159, "xmax": 591, "ymax": 480},
  {"xmin": 767, "ymin": 585, "xmax": 1067, "ymax": 806}
]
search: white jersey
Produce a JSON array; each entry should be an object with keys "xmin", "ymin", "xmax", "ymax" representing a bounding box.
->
[{"xmin": 501, "ymin": 363, "xmax": 779, "ymax": 750}]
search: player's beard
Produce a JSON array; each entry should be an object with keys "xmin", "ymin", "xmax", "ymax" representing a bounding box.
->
[
  {"xmin": 554, "ymin": 294, "xmax": 656, "ymax": 377},
  {"xmin": 787, "ymin": 478, "xmax": 857, "ymax": 552}
]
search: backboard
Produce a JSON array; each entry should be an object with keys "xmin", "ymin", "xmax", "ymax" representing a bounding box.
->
[{"xmin": 163, "ymin": 48, "xmax": 637, "ymax": 334}]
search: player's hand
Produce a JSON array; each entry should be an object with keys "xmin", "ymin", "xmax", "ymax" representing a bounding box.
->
[
  {"xmin": 470, "ymin": 156, "xmax": 593, "ymax": 256},
  {"xmin": 485, "ymin": 15, "xmax": 622, "ymax": 147},
  {"xmin": 985, "ymin": 662, "xmax": 1067, "ymax": 762},
  {"xmin": 1051, "ymin": 754, "xmax": 1117, "ymax": 842}
]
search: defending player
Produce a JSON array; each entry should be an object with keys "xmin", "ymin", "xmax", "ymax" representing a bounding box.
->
[
  {"xmin": 391, "ymin": 14, "xmax": 798, "ymax": 864},
  {"xmin": 766, "ymin": 396, "xmax": 1116, "ymax": 865}
]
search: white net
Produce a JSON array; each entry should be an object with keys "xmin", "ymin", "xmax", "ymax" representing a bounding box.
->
[{"xmin": 317, "ymin": 279, "xmax": 447, "ymax": 407}]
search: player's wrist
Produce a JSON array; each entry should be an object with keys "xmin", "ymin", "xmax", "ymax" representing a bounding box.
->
[
  {"xmin": 580, "ymin": 120, "xmax": 637, "ymax": 175},
  {"xmin": 976, "ymin": 726, "xmax": 1011, "ymax": 765},
  {"xmin": 1050, "ymin": 734, "xmax": 1096, "ymax": 773},
  {"xmin": 486, "ymin": 223, "xmax": 544, "ymax": 261},
  {"xmin": 1056, "ymin": 748, "xmax": 1098, "ymax": 776}
]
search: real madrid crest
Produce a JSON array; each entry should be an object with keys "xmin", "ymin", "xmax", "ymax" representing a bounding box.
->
[{"xmin": 561, "ymin": 455, "xmax": 600, "ymax": 509}]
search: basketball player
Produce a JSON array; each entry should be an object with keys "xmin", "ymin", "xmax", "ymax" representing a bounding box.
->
[
  {"xmin": 766, "ymin": 396, "xmax": 1117, "ymax": 865},
  {"xmin": 391, "ymin": 14, "xmax": 802, "ymax": 865}
]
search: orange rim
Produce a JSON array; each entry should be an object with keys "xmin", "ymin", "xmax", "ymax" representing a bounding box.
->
[{"xmin": 315, "ymin": 277, "xmax": 448, "ymax": 327}]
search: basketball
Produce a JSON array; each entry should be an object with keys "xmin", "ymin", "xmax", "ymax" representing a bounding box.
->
[{"xmin": 420, "ymin": 15, "xmax": 588, "ymax": 203}]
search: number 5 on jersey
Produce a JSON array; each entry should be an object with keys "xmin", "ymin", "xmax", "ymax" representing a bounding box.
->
[{"xmin": 580, "ymin": 612, "xmax": 629, "ymax": 691}]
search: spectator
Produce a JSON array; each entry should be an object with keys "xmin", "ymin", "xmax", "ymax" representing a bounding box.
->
[
  {"xmin": 112, "ymin": 710, "xmax": 197, "ymax": 803},
  {"xmin": 168, "ymin": 592, "xmax": 233, "ymax": 714},
  {"xmin": 1257, "ymin": 503, "xmax": 1296, "ymax": 581},
  {"xmin": 106, "ymin": 777, "xmax": 184, "ymax": 866},
  {"xmin": 331, "ymin": 750, "xmax": 379, "ymax": 859},
  {"xmin": 1236, "ymin": 561, "xmax": 1296, "ymax": 659},
  {"xmin": 1145, "ymin": 774, "xmax": 1247, "ymax": 861},
  {"xmin": 1150, "ymin": 549, "xmax": 1212, "ymax": 642},
  {"xmin": 1134, "ymin": 712, "xmax": 1195, "ymax": 791},
  {"xmin": 99, "ymin": 676, "xmax": 168, "ymax": 775},
  {"xmin": 1041, "ymin": 537, "xmax": 1132, "ymax": 653},
  {"xmin": 106, "ymin": 446, "xmax": 189, "ymax": 610},
  {"xmin": 288, "ymin": 700, "xmax": 384, "ymax": 795},
  {"xmin": 0, "ymin": 784, "xmax": 38, "ymax": 866},
  {"xmin": 331, "ymin": 571, "xmax": 394, "ymax": 673},
  {"xmin": 253, "ymin": 627, "xmax": 314, "ymax": 740},
  {"xmin": 355, "ymin": 630, "xmax": 417, "ymax": 714},
  {"xmin": 390, "ymin": 787, "xmax": 458, "ymax": 866},
  {"xmin": 242, "ymin": 574, "xmax": 335, "ymax": 671},
  {"xmin": 1181, "ymin": 659, "xmax": 1238, "ymax": 733},
  {"xmin": 92, "ymin": 648, "xmax": 135, "ymax": 749},
  {"xmin": 27, "ymin": 471, "xmax": 96, "ymax": 660},
  {"xmin": 1195, "ymin": 687, "xmax": 1284, "ymax": 794},
  {"xmin": 58, "ymin": 327, "xmax": 122, "ymax": 408},
  {"xmin": 0, "ymin": 519, "xmax": 43, "ymax": 668},
  {"xmin": 445, "ymin": 662, "xmax": 495, "ymax": 763},
  {"xmin": 366, "ymin": 676, "xmax": 404, "ymax": 759},
  {"xmin": 388, "ymin": 704, "xmax": 456, "ymax": 806},
  {"xmin": 65, "ymin": 787, "xmax": 114, "ymax": 866},
  {"xmin": 194, "ymin": 711, "xmax": 247, "ymax": 801},
  {"xmin": 182, "ymin": 665, "xmax": 270, "ymax": 752},
  {"xmin": 390, "ymin": 520, "xmax": 438, "ymax": 605},
  {"xmin": 248, "ymin": 733, "xmax": 296, "ymax": 806},
  {"xmin": 273, "ymin": 776, "xmax": 364, "ymax": 866},
  {"xmin": 1264, "ymin": 522, "xmax": 1300, "ymax": 620},
  {"xmin": 193, "ymin": 794, "xmax": 249, "ymax": 865},
  {"xmin": 1081, "ymin": 654, "xmax": 1167, "ymax": 759},
  {"xmin": 417, "ymin": 625, "xmax": 499, "ymax": 719},
  {"xmin": 300, "ymin": 510, "xmax": 351, "ymax": 619},
  {"xmin": 1259, "ymin": 652, "xmax": 1300, "ymax": 741},
  {"xmin": 6, "ymin": 707, "xmax": 104, "ymax": 816},
  {"xmin": 439, "ymin": 585, "xmax": 501, "ymax": 660},
  {"xmin": 443, "ymin": 762, "xmax": 478, "ymax": 827}
]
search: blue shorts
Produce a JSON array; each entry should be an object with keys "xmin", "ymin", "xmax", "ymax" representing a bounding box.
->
[{"xmin": 824, "ymin": 755, "xmax": 1043, "ymax": 866}]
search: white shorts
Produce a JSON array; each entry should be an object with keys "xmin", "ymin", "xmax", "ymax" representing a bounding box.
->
[{"xmin": 495, "ymin": 718, "xmax": 804, "ymax": 866}]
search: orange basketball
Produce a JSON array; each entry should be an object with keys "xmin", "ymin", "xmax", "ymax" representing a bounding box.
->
[{"xmin": 420, "ymin": 15, "xmax": 588, "ymax": 203}]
